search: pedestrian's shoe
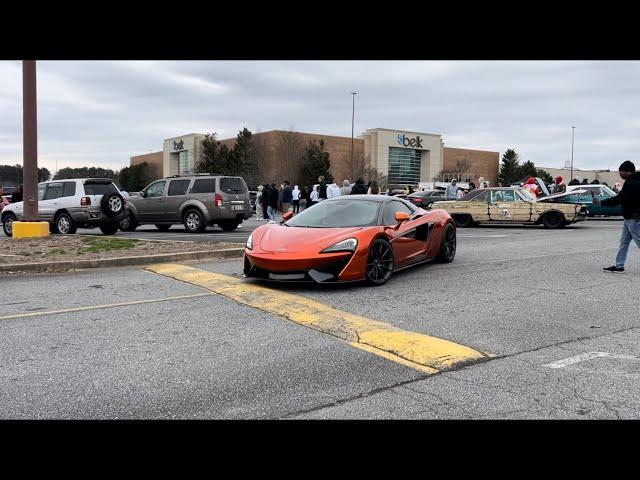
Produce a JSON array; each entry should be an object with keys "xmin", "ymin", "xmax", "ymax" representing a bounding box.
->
[{"xmin": 603, "ymin": 266, "xmax": 625, "ymax": 273}]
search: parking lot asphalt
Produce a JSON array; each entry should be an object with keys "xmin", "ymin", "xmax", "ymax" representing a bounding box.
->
[{"xmin": 1, "ymin": 219, "xmax": 639, "ymax": 419}]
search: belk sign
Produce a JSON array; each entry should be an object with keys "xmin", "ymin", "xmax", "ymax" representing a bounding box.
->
[
  {"xmin": 172, "ymin": 139, "xmax": 185, "ymax": 151},
  {"xmin": 397, "ymin": 134, "xmax": 423, "ymax": 149}
]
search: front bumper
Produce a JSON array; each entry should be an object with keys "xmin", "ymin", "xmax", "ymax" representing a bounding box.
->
[{"xmin": 243, "ymin": 250, "xmax": 356, "ymax": 283}]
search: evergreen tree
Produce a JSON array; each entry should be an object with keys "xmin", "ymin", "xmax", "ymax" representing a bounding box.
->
[
  {"xmin": 117, "ymin": 162, "xmax": 154, "ymax": 192},
  {"xmin": 197, "ymin": 133, "xmax": 224, "ymax": 175},
  {"xmin": 300, "ymin": 139, "xmax": 331, "ymax": 186},
  {"xmin": 497, "ymin": 149, "xmax": 521, "ymax": 186}
]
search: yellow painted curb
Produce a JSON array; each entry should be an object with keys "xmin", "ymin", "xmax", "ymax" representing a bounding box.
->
[
  {"xmin": 146, "ymin": 263, "xmax": 493, "ymax": 373},
  {"xmin": 12, "ymin": 221, "xmax": 50, "ymax": 239}
]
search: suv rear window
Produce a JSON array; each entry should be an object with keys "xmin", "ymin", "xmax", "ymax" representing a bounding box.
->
[
  {"xmin": 84, "ymin": 183, "xmax": 118, "ymax": 196},
  {"xmin": 220, "ymin": 177, "xmax": 247, "ymax": 194},
  {"xmin": 192, "ymin": 178, "xmax": 216, "ymax": 194}
]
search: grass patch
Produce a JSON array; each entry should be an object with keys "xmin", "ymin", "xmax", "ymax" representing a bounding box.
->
[{"xmin": 81, "ymin": 237, "xmax": 139, "ymax": 253}]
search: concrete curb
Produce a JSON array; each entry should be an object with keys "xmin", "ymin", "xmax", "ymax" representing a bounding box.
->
[{"xmin": 0, "ymin": 248, "xmax": 244, "ymax": 273}]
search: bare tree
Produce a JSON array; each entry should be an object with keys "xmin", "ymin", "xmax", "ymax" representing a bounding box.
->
[
  {"xmin": 434, "ymin": 157, "xmax": 474, "ymax": 182},
  {"xmin": 248, "ymin": 129, "xmax": 268, "ymax": 188},
  {"xmin": 275, "ymin": 130, "xmax": 304, "ymax": 183},
  {"xmin": 349, "ymin": 153, "xmax": 368, "ymax": 181}
]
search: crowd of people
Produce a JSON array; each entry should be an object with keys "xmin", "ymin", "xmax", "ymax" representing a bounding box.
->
[{"xmin": 254, "ymin": 176, "xmax": 396, "ymax": 221}]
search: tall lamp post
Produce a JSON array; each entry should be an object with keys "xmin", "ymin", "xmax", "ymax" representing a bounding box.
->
[
  {"xmin": 570, "ymin": 126, "xmax": 575, "ymax": 182},
  {"xmin": 350, "ymin": 92, "xmax": 357, "ymax": 166}
]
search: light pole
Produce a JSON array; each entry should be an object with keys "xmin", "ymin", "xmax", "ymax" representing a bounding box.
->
[
  {"xmin": 350, "ymin": 92, "xmax": 357, "ymax": 167},
  {"xmin": 570, "ymin": 126, "xmax": 575, "ymax": 182},
  {"xmin": 23, "ymin": 60, "xmax": 39, "ymax": 222}
]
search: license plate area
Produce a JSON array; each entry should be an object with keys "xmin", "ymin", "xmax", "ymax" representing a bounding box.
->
[
  {"xmin": 89, "ymin": 212, "xmax": 99, "ymax": 219},
  {"xmin": 232, "ymin": 205, "xmax": 244, "ymax": 211},
  {"xmin": 269, "ymin": 273, "xmax": 305, "ymax": 280}
]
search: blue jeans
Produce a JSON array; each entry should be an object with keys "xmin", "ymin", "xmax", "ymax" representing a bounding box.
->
[
  {"xmin": 615, "ymin": 219, "xmax": 640, "ymax": 268},
  {"xmin": 267, "ymin": 206, "xmax": 276, "ymax": 221}
]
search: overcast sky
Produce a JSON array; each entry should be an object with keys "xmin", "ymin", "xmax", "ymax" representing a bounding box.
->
[{"xmin": 1, "ymin": 60, "xmax": 639, "ymax": 174}]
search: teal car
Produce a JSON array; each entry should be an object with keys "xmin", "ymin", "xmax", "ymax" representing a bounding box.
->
[{"xmin": 561, "ymin": 185, "xmax": 622, "ymax": 217}]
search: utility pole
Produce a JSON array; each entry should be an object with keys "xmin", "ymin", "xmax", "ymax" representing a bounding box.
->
[
  {"xmin": 350, "ymin": 92, "xmax": 357, "ymax": 166},
  {"xmin": 23, "ymin": 60, "xmax": 39, "ymax": 222},
  {"xmin": 570, "ymin": 126, "xmax": 575, "ymax": 182}
]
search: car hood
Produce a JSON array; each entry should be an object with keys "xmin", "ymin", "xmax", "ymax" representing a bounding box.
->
[
  {"xmin": 536, "ymin": 190, "xmax": 588, "ymax": 202},
  {"xmin": 257, "ymin": 225, "xmax": 364, "ymax": 253}
]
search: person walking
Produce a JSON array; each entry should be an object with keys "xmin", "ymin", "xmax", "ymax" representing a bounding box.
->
[
  {"xmin": 267, "ymin": 183, "xmax": 279, "ymax": 221},
  {"xmin": 327, "ymin": 180, "xmax": 341, "ymax": 199},
  {"xmin": 261, "ymin": 184, "xmax": 271, "ymax": 220},
  {"xmin": 599, "ymin": 161, "xmax": 640, "ymax": 273},
  {"xmin": 255, "ymin": 185, "xmax": 265, "ymax": 220},
  {"xmin": 351, "ymin": 178, "xmax": 367, "ymax": 195},
  {"xmin": 292, "ymin": 185, "xmax": 301, "ymax": 213},
  {"xmin": 446, "ymin": 179, "xmax": 459, "ymax": 199},
  {"xmin": 308, "ymin": 185, "xmax": 319, "ymax": 207},
  {"xmin": 340, "ymin": 179, "xmax": 352, "ymax": 196},
  {"xmin": 317, "ymin": 176, "xmax": 328, "ymax": 202},
  {"xmin": 281, "ymin": 180, "xmax": 292, "ymax": 213}
]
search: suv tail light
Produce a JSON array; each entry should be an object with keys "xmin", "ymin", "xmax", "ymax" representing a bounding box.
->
[
  {"xmin": 215, "ymin": 193, "xmax": 223, "ymax": 207},
  {"xmin": 81, "ymin": 197, "xmax": 91, "ymax": 206},
  {"xmin": 413, "ymin": 198, "xmax": 422, "ymax": 203}
]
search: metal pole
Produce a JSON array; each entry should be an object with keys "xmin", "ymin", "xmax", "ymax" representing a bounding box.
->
[
  {"xmin": 350, "ymin": 92, "xmax": 357, "ymax": 166},
  {"xmin": 570, "ymin": 126, "xmax": 575, "ymax": 182},
  {"xmin": 22, "ymin": 61, "xmax": 39, "ymax": 221}
]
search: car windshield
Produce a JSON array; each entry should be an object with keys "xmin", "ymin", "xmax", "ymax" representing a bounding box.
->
[
  {"xmin": 518, "ymin": 189, "xmax": 536, "ymax": 202},
  {"xmin": 286, "ymin": 200, "xmax": 381, "ymax": 228},
  {"xmin": 601, "ymin": 185, "xmax": 616, "ymax": 196}
]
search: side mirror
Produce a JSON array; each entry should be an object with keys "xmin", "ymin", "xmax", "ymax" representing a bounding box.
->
[
  {"xmin": 282, "ymin": 211, "xmax": 294, "ymax": 222},
  {"xmin": 394, "ymin": 211, "xmax": 410, "ymax": 229},
  {"xmin": 140, "ymin": 191, "xmax": 147, "ymax": 198}
]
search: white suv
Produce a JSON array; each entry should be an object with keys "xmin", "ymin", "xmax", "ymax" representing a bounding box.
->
[{"xmin": 1, "ymin": 178, "xmax": 126, "ymax": 237}]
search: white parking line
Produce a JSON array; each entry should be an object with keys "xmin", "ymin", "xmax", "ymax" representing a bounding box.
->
[{"xmin": 544, "ymin": 352, "xmax": 640, "ymax": 369}]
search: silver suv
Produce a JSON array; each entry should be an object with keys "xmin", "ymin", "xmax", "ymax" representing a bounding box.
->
[
  {"xmin": 120, "ymin": 175, "xmax": 252, "ymax": 233},
  {"xmin": 1, "ymin": 178, "xmax": 126, "ymax": 237}
]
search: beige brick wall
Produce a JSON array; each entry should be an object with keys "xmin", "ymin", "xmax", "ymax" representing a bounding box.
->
[
  {"xmin": 130, "ymin": 151, "xmax": 163, "ymax": 180},
  {"xmin": 443, "ymin": 147, "xmax": 500, "ymax": 186}
]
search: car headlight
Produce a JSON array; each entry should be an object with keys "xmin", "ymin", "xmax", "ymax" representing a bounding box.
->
[
  {"xmin": 246, "ymin": 233, "xmax": 253, "ymax": 250},
  {"xmin": 321, "ymin": 238, "xmax": 358, "ymax": 253}
]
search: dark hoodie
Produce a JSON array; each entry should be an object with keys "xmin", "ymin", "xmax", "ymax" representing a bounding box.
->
[
  {"xmin": 350, "ymin": 179, "xmax": 368, "ymax": 195},
  {"xmin": 601, "ymin": 172, "xmax": 640, "ymax": 219}
]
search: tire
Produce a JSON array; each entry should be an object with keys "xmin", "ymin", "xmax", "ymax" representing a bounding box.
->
[
  {"xmin": 542, "ymin": 211, "xmax": 565, "ymax": 229},
  {"xmin": 2, "ymin": 213, "xmax": 15, "ymax": 237},
  {"xmin": 436, "ymin": 223, "xmax": 457, "ymax": 263},
  {"xmin": 219, "ymin": 220, "xmax": 239, "ymax": 232},
  {"xmin": 99, "ymin": 223, "xmax": 119, "ymax": 235},
  {"xmin": 155, "ymin": 224, "xmax": 171, "ymax": 232},
  {"xmin": 453, "ymin": 214, "xmax": 473, "ymax": 228},
  {"xmin": 101, "ymin": 192, "xmax": 125, "ymax": 217},
  {"xmin": 365, "ymin": 239, "xmax": 395, "ymax": 286},
  {"xmin": 119, "ymin": 213, "xmax": 138, "ymax": 232},
  {"xmin": 183, "ymin": 209, "xmax": 206, "ymax": 233},
  {"xmin": 54, "ymin": 212, "xmax": 77, "ymax": 234}
]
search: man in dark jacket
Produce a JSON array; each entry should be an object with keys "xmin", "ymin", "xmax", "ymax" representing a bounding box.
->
[
  {"xmin": 599, "ymin": 161, "xmax": 640, "ymax": 273},
  {"xmin": 11, "ymin": 185, "xmax": 23, "ymax": 203},
  {"xmin": 350, "ymin": 178, "xmax": 368, "ymax": 195},
  {"xmin": 281, "ymin": 181, "xmax": 292, "ymax": 212},
  {"xmin": 318, "ymin": 176, "xmax": 327, "ymax": 201}
]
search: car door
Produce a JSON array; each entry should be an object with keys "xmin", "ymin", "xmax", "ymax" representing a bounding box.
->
[
  {"xmin": 464, "ymin": 190, "xmax": 491, "ymax": 221},
  {"xmin": 138, "ymin": 180, "xmax": 167, "ymax": 221},
  {"xmin": 383, "ymin": 201, "xmax": 429, "ymax": 266},
  {"xmin": 165, "ymin": 179, "xmax": 191, "ymax": 221},
  {"xmin": 489, "ymin": 189, "xmax": 531, "ymax": 222},
  {"xmin": 40, "ymin": 182, "xmax": 65, "ymax": 221}
]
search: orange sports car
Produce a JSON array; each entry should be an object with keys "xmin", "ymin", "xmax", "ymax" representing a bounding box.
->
[{"xmin": 243, "ymin": 195, "xmax": 456, "ymax": 286}]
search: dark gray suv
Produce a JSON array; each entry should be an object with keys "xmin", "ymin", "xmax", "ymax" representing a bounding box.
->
[{"xmin": 119, "ymin": 175, "xmax": 252, "ymax": 233}]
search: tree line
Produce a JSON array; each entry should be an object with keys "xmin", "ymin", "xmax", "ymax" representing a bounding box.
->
[
  {"xmin": 0, "ymin": 164, "xmax": 51, "ymax": 185},
  {"xmin": 497, "ymin": 149, "xmax": 553, "ymax": 185}
]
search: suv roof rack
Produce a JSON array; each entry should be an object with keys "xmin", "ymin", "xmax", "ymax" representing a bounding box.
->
[{"xmin": 165, "ymin": 173, "xmax": 214, "ymax": 178}]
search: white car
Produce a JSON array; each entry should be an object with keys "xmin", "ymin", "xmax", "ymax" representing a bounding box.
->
[{"xmin": 1, "ymin": 178, "xmax": 126, "ymax": 237}]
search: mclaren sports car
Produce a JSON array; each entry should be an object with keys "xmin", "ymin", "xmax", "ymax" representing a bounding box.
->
[{"xmin": 243, "ymin": 195, "xmax": 456, "ymax": 286}]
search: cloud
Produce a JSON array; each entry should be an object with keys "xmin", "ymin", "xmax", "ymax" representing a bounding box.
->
[{"xmin": 1, "ymin": 60, "xmax": 639, "ymax": 174}]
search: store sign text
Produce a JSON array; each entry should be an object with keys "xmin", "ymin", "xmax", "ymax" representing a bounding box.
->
[
  {"xmin": 173, "ymin": 139, "xmax": 185, "ymax": 151},
  {"xmin": 397, "ymin": 134, "xmax": 423, "ymax": 149}
]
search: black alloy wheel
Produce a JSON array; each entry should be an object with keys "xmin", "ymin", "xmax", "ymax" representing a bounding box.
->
[
  {"xmin": 542, "ymin": 211, "xmax": 565, "ymax": 229},
  {"xmin": 437, "ymin": 223, "xmax": 457, "ymax": 263},
  {"xmin": 365, "ymin": 239, "xmax": 395, "ymax": 286},
  {"xmin": 2, "ymin": 213, "xmax": 15, "ymax": 237}
]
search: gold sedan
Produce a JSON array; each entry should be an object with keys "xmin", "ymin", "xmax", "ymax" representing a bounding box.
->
[{"xmin": 431, "ymin": 187, "xmax": 587, "ymax": 229}]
